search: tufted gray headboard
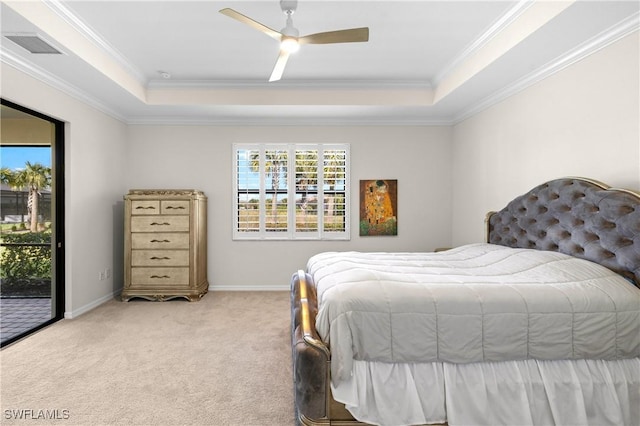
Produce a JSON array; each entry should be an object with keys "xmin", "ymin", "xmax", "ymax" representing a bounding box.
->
[{"xmin": 486, "ymin": 177, "xmax": 640, "ymax": 287}]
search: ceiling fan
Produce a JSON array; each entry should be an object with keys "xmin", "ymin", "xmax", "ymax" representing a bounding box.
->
[{"xmin": 219, "ymin": 0, "xmax": 369, "ymax": 82}]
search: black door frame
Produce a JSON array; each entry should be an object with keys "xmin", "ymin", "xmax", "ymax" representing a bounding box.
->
[{"xmin": 1, "ymin": 98, "xmax": 65, "ymax": 347}]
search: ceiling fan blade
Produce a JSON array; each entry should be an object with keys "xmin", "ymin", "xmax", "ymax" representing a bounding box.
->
[
  {"xmin": 269, "ymin": 50, "xmax": 290, "ymax": 82},
  {"xmin": 299, "ymin": 27, "xmax": 369, "ymax": 45},
  {"xmin": 219, "ymin": 8, "xmax": 282, "ymax": 41}
]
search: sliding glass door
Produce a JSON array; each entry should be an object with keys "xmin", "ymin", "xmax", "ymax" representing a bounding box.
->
[{"xmin": 0, "ymin": 99, "xmax": 64, "ymax": 347}]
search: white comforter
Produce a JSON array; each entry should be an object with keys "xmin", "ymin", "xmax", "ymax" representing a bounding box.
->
[{"xmin": 308, "ymin": 243, "xmax": 640, "ymax": 383}]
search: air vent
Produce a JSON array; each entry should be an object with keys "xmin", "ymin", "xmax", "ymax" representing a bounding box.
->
[{"xmin": 4, "ymin": 34, "xmax": 62, "ymax": 54}]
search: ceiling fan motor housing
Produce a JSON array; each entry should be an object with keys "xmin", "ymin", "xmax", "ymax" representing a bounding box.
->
[{"xmin": 280, "ymin": 0, "xmax": 298, "ymax": 14}]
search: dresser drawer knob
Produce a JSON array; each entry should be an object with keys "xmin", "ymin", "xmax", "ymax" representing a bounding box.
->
[
  {"xmin": 166, "ymin": 206, "xmax": 185, "ymax": 210},
  {"xmin": 150, "ymin": 222, "xmax": 171, "ymax": 226},
  {"xmin": 150, "ymin": 256, "xmax": 171, "ymax": 260},
  {"xmin": 150, "ymin": 239, "xmax": 171, "ymax": 243},
  {"xmin": 135, "ymin": 206, "xmax": 156, "ymax": 210},
  {"xmin": 150, "ymin": 275, "xmax": 171, "ymax": 279}
]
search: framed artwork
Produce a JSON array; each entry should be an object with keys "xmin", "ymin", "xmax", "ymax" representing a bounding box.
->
[{"xmin": 359, "ymin": 179, "xmax": 397, "ymax": 236}]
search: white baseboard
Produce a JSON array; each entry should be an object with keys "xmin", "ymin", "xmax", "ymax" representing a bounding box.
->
[
  {"xmin": 208, "ymin": 285, "xmax": 289, "ymax": 292},
  {"xmin": 64, "ymin": 288, "xmax": 122, "ymax": 319},
  {"xmin": 63, "ymin": 285, "xmax": 287, "ymax": 318}
]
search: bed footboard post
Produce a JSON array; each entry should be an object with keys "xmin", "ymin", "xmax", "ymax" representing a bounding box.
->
[
  {"xmin": 485, "ymin": 211, "xmax": 496, "ymax": 243},
  {"xmin": 291, "ymin": 270, "xmax": 331, "ymax": 424}
]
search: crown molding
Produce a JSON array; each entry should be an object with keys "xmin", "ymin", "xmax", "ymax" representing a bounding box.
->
[
  {"xmin": 44, "ymin": 0, "xmax": 147, "ymax": 86},
  {"xmin": 146, "ymin": 79, "xmax": 432, "ymax": 90},
  {"xmin": 432, "ymin": 0, "xmax": 534, "ymax": 87},
  {"xmin": 453, "ymin": 12, "xmax": 640, "ymax": 124},
  {"xmin": 1, "ymin": 47, "xmax": 127, "ymax": 122},
  {"xmin": 125, "ymin": 114, "xmax": 452, "ymax": 127}
]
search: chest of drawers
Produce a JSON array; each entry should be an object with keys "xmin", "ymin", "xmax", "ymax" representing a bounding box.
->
[{"xmin": 122, "ymin": 189, "xmax": 208, "ymax": 301}]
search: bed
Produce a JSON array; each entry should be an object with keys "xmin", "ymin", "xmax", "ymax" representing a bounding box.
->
[{"xmin": 290, "ymin": 177, "xmax": 640, "ymax": 426}]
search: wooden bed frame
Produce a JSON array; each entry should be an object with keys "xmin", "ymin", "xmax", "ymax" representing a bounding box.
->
[{"xmin": 290, "ymin": 177, "xmax": 640, "ymax": 426}]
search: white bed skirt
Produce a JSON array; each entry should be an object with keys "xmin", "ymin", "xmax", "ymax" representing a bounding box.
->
[{"xmin": 332, "ymin": 358, "xmax": 640, "ymax": 426}]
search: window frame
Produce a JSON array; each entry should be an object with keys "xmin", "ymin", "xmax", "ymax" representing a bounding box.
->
[{"xmin": 232, "ymin": 143, "xmax": 350, "ymax": 241}]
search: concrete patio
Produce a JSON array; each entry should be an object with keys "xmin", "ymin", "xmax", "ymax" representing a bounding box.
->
[{"xmin": 0, "ymin": 298, "xmax": 52, "ymax": 345}]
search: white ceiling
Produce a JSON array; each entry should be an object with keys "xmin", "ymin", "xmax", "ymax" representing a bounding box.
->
[{"xmin": 1, "ymin": 0, "xmax": 638, "ymax": 125}]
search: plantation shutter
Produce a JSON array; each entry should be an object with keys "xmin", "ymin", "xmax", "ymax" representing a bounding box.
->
[{"xmin": 233, "ymin": 144, "xmax": 349, "ymax": 240}]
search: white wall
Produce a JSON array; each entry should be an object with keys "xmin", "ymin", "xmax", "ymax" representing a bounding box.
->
[
  {"xmin": 125, "ymin": 125, "xmax": 452, "ymax": 289},
  {"xmin": 451, "ymin": 31, "xmax": 640, "ymax": 246},
  {"xmin": 1, "ymin": 64, "xmax": 129, "ymax": 317},
  {"xmin": 3, "ymin": 29, "xmax": 637, "ymax": 312}
]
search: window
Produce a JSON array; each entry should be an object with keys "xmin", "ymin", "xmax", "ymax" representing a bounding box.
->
[{"xmin": 233, "ymin": 144, "xmax": 349, "ymax": 240}]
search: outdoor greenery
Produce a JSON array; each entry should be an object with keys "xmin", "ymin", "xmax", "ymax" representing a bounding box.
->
[
  {"xmin": 1, "ymin": 162, "xmax": 52, "ymax": 297},
  {"xmin": 242, "ymin": 149, "xmax": 346, "ymax": 233},
  {"xmin": 1, "ymin": 162, "xmax": 51, "ymax": 232},
  {"xmin": 0, "ymin": 231, "xmax": 52, "ymax": 281},
  {"xmin": 237, "ymin": 209, "xmax": 345, "ymax": 232}
]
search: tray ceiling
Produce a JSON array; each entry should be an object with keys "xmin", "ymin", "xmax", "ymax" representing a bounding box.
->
[{"xmin": 1, "ymin": 1, "xmax": 638, "ymax": 125}]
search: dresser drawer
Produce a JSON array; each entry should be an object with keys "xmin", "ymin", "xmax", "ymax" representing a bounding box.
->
[
  {"xmin": 132, "ymin": 250, "xmax": 189, "ymax": 267},
  {"xmin": 131, "ymin": 215, "xmax": 189, "ymax": 232},
  {"xmin": 131, "ymin": 267, "xmax": 189, "ymax": 285},
  {"xmin": 161, "ymin": 200, "xmax": 190, "ymax": 215},
  {"xmin": 131, "ymin": 233, "xmax": 190, "ymax": 249},
  {"xmin": 131, "ymin": 200, "xmax": 160, "ymax": 215},
  {"xmin": 123, "ymin": 189, "xmax": 207, "ymax": 302}
]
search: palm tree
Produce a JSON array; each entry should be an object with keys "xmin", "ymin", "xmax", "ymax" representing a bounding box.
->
[
  {"xmin": 294, "ymin": 150, "xmax": 318, "ymax": 230},
  {"xmin": 1, "ymin": 167, "xmax": 20, "ymax": 222},
  {"xmin": 10, "ymin": 162, "xmax": 51, "ymax": 232},
  {"xmin": 295, "ymin": 149, "xmax": 318, "ymax": 197},
  {"xmin": 322, "ymin": 150, "xmax": 346, "ymax": 218},
  {"xmin": 0, "ymin": 167, "xmax": 13, "ymax": 184},
  {"xmin": 250, "ymin": 150, "xmax": 288, "ymax": 224}
]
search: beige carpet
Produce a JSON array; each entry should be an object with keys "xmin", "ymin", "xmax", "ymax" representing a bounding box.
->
[{"xmin": 0, "ymin": 292, "xmax": 295, "ymax": 426}]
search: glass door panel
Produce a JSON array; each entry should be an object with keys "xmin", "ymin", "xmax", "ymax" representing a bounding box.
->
[{"xmin": 0, "ymin": 101, "xmax": 64, "ymax": 346}]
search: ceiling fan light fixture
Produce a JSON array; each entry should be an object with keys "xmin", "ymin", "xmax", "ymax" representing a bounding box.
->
[
  {"xmin": 219, "ymin": 2, "xmax": 369, "ymax": 82},
  {"xmin": 280, "ymin": 36, "xmax": 299, "ymax": 53}
]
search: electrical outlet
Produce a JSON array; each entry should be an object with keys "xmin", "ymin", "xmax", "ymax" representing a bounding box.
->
[
  {"xmin": 99, "ymin": 271, "xmax": 105, "ymax": 280},
  {"xmin": 105, "ymin": 268, "xmax": 111, "ymax": 279}
]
